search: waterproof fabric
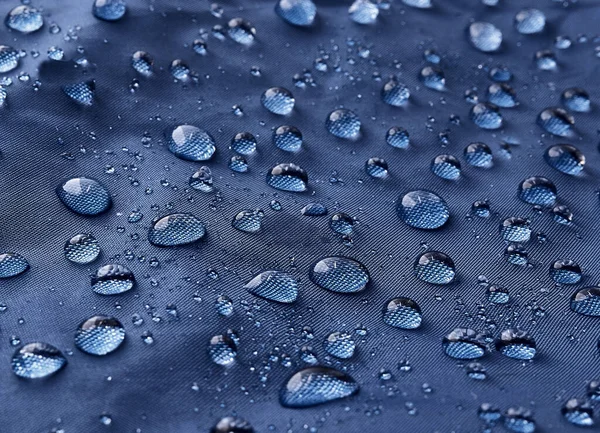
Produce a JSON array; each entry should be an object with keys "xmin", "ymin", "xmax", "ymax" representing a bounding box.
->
[{"xmin": 1, "ymin": 0, "xmax": 600, "ymax": 432}]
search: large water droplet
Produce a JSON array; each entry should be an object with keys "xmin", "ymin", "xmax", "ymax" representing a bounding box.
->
[
  {"xmin": 382, "ymin": 78, "xmax": 410, "ymax": 107},
  {"xmin": 273, "ymin": 125, "xmax": 302, "ymax": 152},
  {"xmin": 537, "ymin": 107, "xmax": 574, "ymax": 137},
  {"xmin": 11, "ymin": 343, "xmax": 67, "ymax": 379},
  {"xmin": 93, "ymin": 0, "xmax": 127, "ymax": 21},
  {"xmin": 500, "ymin": 217, "xmax": 531, "ymax": 242},
  {"xmin": 414, "ymin": 251, "xmax": 455, "ymax": 285},
  {"xmin": 56, "ymin": 177, "xmax": 111, "ymax": 216},
  {"xmin": 386, "ymin": 126, "xmax": 409, "ymax": 149},
  {"xmin": 382, "ymin": 297, "xmax": 422, "ymax": 329},
  {"xmin": 208, "ymin": 333, "xmax": 238, "ymax": 366},
  {"xmin": 469, "ymin": 22, "xmax": 502, "ymax": 52},
  {"xmin": 266, "ymin": 163, "xmax": 308, "ymax": 192},
  {"xmin": 442, "ymin": 328, "xmax": 486, "ymax": 360},
  {"xmin": 261, "ymin": 87, "xmax": 295, "ymax": 115},
  {"xmin": 504, "ymin": 407, "xmax": 536, "ymax": 433},
  {"xmin": 550, "ymin": 259, "xmax": 581, "ymax": 284},
  {"xmin": 5, "ymin": 5, "xmax": 43, "ymax": 33},
  {"xmin": 91, "ymin": 264, "xmax": 135, "ymax": 295},
  {"xmin": 562, "ymin": 88, "xmax": 590, "ymax": 113},
  {"xmin": 131, "ymin": 51, "xmax": 153, "ymax": 76},
  {"xmin": 464, "ymin": 142, "xmax": 493, "ymax": 168},
  {"xmin": 562, "ymin": 398, "xmax": 594, "ymax": 427},
  {"xmin": 244, "ymin": 270, "xmax": 298, "ymax": 303},
  {"xmin": 396, "ymin": 190, "xmax": 450, "ymax": 230},
  {"xmin": 231, "ymin": 132, "xmax": 257, "ymax": 155},
  {"xmin": 64, "ymin": 233, "xmax": 100, "ymax": 264},
  {"xmin": 211, "ymin": 416, "xmax": 254, "ymax": 433},
  {"xmin": 232, "ymin": 209, "xmax": 264, "ymax": 233},
  {"xmin": 431, "ymin": 154, "xmax": 461, "ymax": 180},
  {"xmin": 309, "ymin": 256, "xmax": 369, "ymax": 293},
  {"xmin": 279, "ymin": 367, "xmax": 359, "ymax": 408},
  {"xmin": 227, "ymin": 18, "xmax": 256, "ymax": 45},
  {"xmin": 74, "ymin": 315, "xmax": 125, "ymax": 356},
  {"xmin": 419, "ymin": 65, "xmax": 445, "ymax": 91},
  {"xmin": 514, "ymin": 8, "xmax": 545, "ymax": 34},
  {"xmin": 571, "ymin": 287, "xmax": 600, "ymax": 316},
  {"xmin": 496, "ymin": 329, "xmax": 536, "ymax": 360},
  {"xmin": 148, "ymin": 213, "xmax": 206, "ymax": 247},
  {"xmin": 470, "ymin": 103, "xmax": 503, "ymax": 129},
  {"xmin": 0, "ymin": 252, "xmax": 29, "ymax": 279},
  {"xmin": 165, "ymin": 125, "xmax": 216, "ymax": 161},
  {"xmin": 0, "ymin": 45, "xmax": 19, "ymax": 73},
  {"xmin": 275, "ymin": 0, "xmax": 317, "ymax": 27},
  {"xmin": 189, "ymin": 166, "xmax": 214, "ymax": 192},
  {"xmin": 349, "ymin": 0, "xmax": 379, "ymax": 24},
  {"xmin": 544, "ymin": 144, "xmax": 585, "ymax": 175},
  {"xmin": 325, "ymin": 109, "xmax": 361, "ymax": 139},
  {"xmin": 62, "ymin": 80, "xmax": 95, "ymax": 106},
  {"xmin": 323, "ymin": 332, "xmax": 356, "ymax": 359},
  {"xmin": 487, "ymin": 83, "xmax": 517, "ymax": 108},
  {"xmin": 518, "ymin": 176, "xmax": 557, "ymax": 206}
]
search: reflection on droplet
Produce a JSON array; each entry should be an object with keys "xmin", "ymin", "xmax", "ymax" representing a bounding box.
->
[
  {"xmin": 323, "ymin": 332, "xmax": 355, "ymax": 359},
  {"xmin": 571, "ymin": 287, "xmax": 600, "ymax": 316},
  {"xmin": 310, "ymin": 256, "xmax": 369, "ymax": 293},
  {"xmin": 544, "ymin": 144, "xmax": 585, "ymax": 175},
  {"xmin": 279, "ymin": 367, "xmax": 359, "ymax": 408},
  {"xmin": 75, "ymin": 315, "xmax": 125, "ymax": 356},
  {"xmin": 537, "ymin": 107, "xmax": 574, "ymax": 137},
  {"xmin": 266, "ymin": 163, "xmax": 308, "ymax": 192},
  {"xmin": 165, "ymin": 125, "xmax": 216, "ymax": 161},
  {"xmin": 231, "ymin": 132, "xmax": 257, "ymax": 155}
]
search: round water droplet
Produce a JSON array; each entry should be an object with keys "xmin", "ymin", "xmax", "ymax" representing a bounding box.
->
[
  {"xmin": 273, "ymin": 125, "xmax": 302, "ymax": 152},
  {"xmin": 330, "ymin": 212, "xmax": 354, "ymax": 235},
  {"xmin": 472, "ymin": 200, "xmax": 491, "ymax": 218},
  {"xmin": 537, "ymin": 107, "xmax": 574, "ymax": 137},
  {"xmin": 544, "ymin": 144, "xmax": 585, "ymax": 175},
  {"xmin": 365, "ymin": 157, "xmax": 388, "ymax": 178},
  {"xmin": 11, "ymin": 343, "xmax": 66, "ymax": 379},
  {"xmin": 396, "ymin": 190, "xmax": 450, "ymax": 230},
  {"xmin": 74, "ymin": 315, "xmax": 125, "ymax": 356},
  {"xmin": 386, "ymin": 126, "xmax": 409, "ymax": 149},
  {"xmin": 555, "ymin": 35, "xmax": 572, "ymax": 49},
  {"xmin": 132, "ymin": 51, "xmax": 153, "ymax": 75},
  {"xmin": 382, "ymin": 78, "xmax": 410, "ymax": 106},
  {"xmin": 0, "ymin": 45, "xmax": 19, "ymax": 73},
  {"xmin": 464, "ymin": 142, "xmax": 493, "ymax": 168},
  {"xmin": 91, "ymin": 264, "xmax": 135, "ymax": 295},
  {"xmin": 192, "ymin": 39, "xmax": 207, "ymax": 55},
  {"xmin": 549, "ymin": 259, "xmax": 581, "ymax": 284},
  {"xmin": 552, "ymin": 204, "xmax": 573, "ymax": 225},
  {"xmin": 64, "ymin": 233, "xmax": 100, "ymax": 264},
  {"xmin": 93, "ymin": 0, "xmax": 127, "ymax": 21},
  {"xmin": 431, "ymin": 154, "xmax": 461, "ymax": 180},
  {"xmin": 0, "ymin": 252, "xmax": 29, "ymax": 279},
  {"xmin": 518, "ymin": 176, "xmax": 557, "ymax": 206},
  {"xmin": 62, "ymin": 80, "xmax": 95, "ymax": 106},
  {"xmin": 479, "ymin": 403, "xmax": 502, "ymax": 423},
  {"xmin": 514, "ymin": 8, "xmax": 545, "ymax": 34},
  {"xmin": 302, "ymin": 202, "xmax": 327, "ymax": 216},
  {"xmin": 323, "ymin": 332, "xmax": 355, "ymax": 359},
  {"xmin": 489, "ymin": 65, "xmax": 512, "ymax": 82},
  {"xmin": 169, "ymin": 59, "xmax": 190, "ymax": 80},
  {"xmin": 275, "ymin": 0, "xmax": 317, "ymax": 27},
  {"xmin": 5, "ymin": 5, "xmax": 43, "ymax": 33},
  {"xmin": 487, "ymin": 83, "xmax": 517, "ymax": 108},
  {"xmin": 571, "ymin": 287, "xmax": 600, "ymax": 316},
  {"xmin": 419, "ymin": 65, "xmax": 445, "ymax": 91},
  {"xmin": 423, "ymin": 49, "xmax": 440, "ymax": 64},
  {"xmin": 266, "ymin": 163, "xmax": 308, "ymax": 192},
  {"xmin": 208, "ymin": 333, "xmax": 237, "ymax": 366},
  {"xmin": 325, "ymin": 109, "xmax": 361, "ymax": 139},
  {"xmin": 215, "ymin": 295, "xmax": 234, "ymax": 317},
  {"xmin": 469, "ymin": 22, "xmax": 502, "ymax": 52},
  {"xmin": 279, "ymin": 367, "xmax": 359, "ymax": 408},
  {"xmin": 504, "ymin": 407, "xmax": 536, "ymax": 433},
  {"xmin": 466, "ymin": 362, "xmax": 487, "ymax": 380},
  {"xmin": 227, "ymin": 18, "xmax": 256, "ymax": 45},
  {"xmin": 470, "ymin": 103, "xmax": 503, "ymax": 130},
  {"xmin": 402, "ymin": 0, "xmax": 432, "ymax": 8},
  {"xmin": 56, "ymin": 177, "xmax": 111, "ymax": 216},
  {"xmin": 148, "ymin": 213, "xmax": 206, "ymax": 247},
  {"xmin": 535, "ymin": 50, "xmax": 557, "ymax": 71},
  {"xmin": 211, "ymin": 416, "xmax": 254, "ymax": 433},
  {"xmin": 500, "ymin": 217, "xmax": 531, "ymax": 242},
  {"xmin": 229, "ymin": 155, "xmax": 248, "ymax": 173},
  {"xmin": 496, "ymin": 329, "xmax": 536, "ymax": 360},
  {"xmin": 189, "ymin": 166, "xmax": 214, "ymax": 192},
  {"xmin": 244, "ymin": 270, "xmax": 298, "ymax": 303},
  {"xmin": 165, "ymin": 125, "xmax": 216, "ymax": 161},
  {"xmin": 505, "ymin": 244, "xmax": 528, "ymax": 266},
  {"xmin": 442, "ymin": 328, "xmax": 486, "ymax": 360},
  {"xmin": 414, "ymin": 251, "xmax": 455, "ymax": 285},
  {"xmin": 488, "ymin": 285, "xmax": 509, "ymax": 304},
  {"xmin": 261, "ymin": 87, "xmax": 295, "ymax": 115},
  {"xmin": 309, "ymin": 256, "xmax": 369, "ymax": 293},
  {"xmin": 232, "ymin": 209, "xmax": 264, "ymax": 233},
  {"xmin": 562, "ymin": 88, "xmax": 590, "ymax": 113},
  {"xmin": 382, "ymin": 297, "xmax": 422, "ymax": 329},
  {"xmin": 349, "ymin": 0, "xmax": 378, "ymax": 24},
  {"xmin": 562, "ymin": 398, "xmax": 594, "ymax": 427},
  {"xmin": 231, "ymin": 132, "xmax": 257, "ymax": 155}
]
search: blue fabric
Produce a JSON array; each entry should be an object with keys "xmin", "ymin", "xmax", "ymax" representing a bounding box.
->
[{"xmin": 1, "ymin": 0, "xmax": 600, "ymax": 431}]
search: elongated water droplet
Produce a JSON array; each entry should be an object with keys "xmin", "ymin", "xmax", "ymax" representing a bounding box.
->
[
  {"xmin": 544, "ymin": 144, "xmax": 585, "ymax": 175},
  {"xmin": 12, "ymin": 343, "xmax": 67, "ymax": 379},
  {"xmin": 470, "ymin": 103, "xmax": 502, "ymax": 129},
  {"xmin": 414, "ymin": 251, "xmax": 455, "ymax": 285},
  {"xmin": 496, "ymin": 329, "xmax": 536, "ymax": 360},
  {"xmin": 310, "ymin": 256, "xmax": 369, "ymax": 293},
  {"xmin": 325, "ymin": 109, "xmax": 361, "ymax": 139},
  {"xmin": 469, "ymin": 22, "xmax": 502, "ymax": 52},
  {"xmin": 571, "ymin": 287, "xmax": 600, "ymax": 316},
  {"xmin": 518, "ymin": 176, "xmax": 556, "ymax": 206},
  {"xmin": 64, "ymin": 233, "xmax": 100, "ymax": 264},
  {"xmin": 5, "ymin": 5, "xmax": 43, "ymax": 33},
  {"xmin": 244, "ymin": 270, "xmax": 298, "ymax": 303},
  {"xmin": 165, "ymin": 125, "xmax": 216, "ymax": 161},
  {"xmin": 275, "ymin": 0, "xmax": 317, "ymax": 27},
  {"xmin": 56, "ymin": 177, "xmax": 111, "ymax": 216},
  {"xmin": 279, "ymin": 367, "xmax": 359, "ymax": 408},
  {"xmin": 537, "ymin": 107, "xmax": 574, "ymax": 137},
  {"xmin": 550, "ymin": 259, "xmax": 581, "ymax": 284},
  {"xmin": 382, "ymin": 297, "xmax": 422, "ymax": 329},
  {"xmin": 443, "ymin": 328, "xmax": 486, "ymax": 360},
  {"xmin": 62, "ymin": 80, "xmax": 95, "ymax": 106},
  {"xmin": 273, "ymin": 125, "xmax": 302, "ymax": 152},
  {"xmin": 266, "ymin": 163, "xmax": 308, "ymax": 192},
  {"xmin": 562, "ymin": 398, "xmax": 594, "ymax": 427},
  {"xmin": 75, "ymin": 315, "xmax": 125, "ymax": 356},
  {"xmin": 0, "ymin": 252, "xmax": 29, "ymax": 279},
  {"xmin": 302, "ymin": 202, "xmax": 327, "ymax": 216},
  {"xmin": 431, "ymin": 154, "xmax": 461, "ymax": 180},
  {"xmin": 148, "ymin": 213, "xmax": 206, "ymax": 247},
  {"xmin": 419, "ymin": 65, "xmax": 445, "ymax": 91},
  {"xmin": 500, "ymin": 217, "xmax": 531, "ymax": 242},
  {"xmin": 91, "ymin": 264, "xmax": 135, "ymax": 295},
  {"xmin": 132, "ymin": 51, "xmax": 153, "ymax": 75},
  {"xmin": 386, "ymin": 126, "xmax": 409, "ymax": 148},
  {"xmin": 397, "ymin": 190, "xmax": 450, "ymax": 230},
  {"xmin": 504, "ymin": 407, "xmax": 536, "ymax": 433},
  {"xmin": 323, "ymin": 332, "xmax": 355, "ymax": 359},
  {"xmin": 211, "ymin": 416, "xmax": 254, "ymax": 433}
]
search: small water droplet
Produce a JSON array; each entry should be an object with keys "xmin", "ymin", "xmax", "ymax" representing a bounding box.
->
[
  {"xmin": 562, "ymin": 87, "xmax": 590, "ymax": 113},
  {"xmin": 414, "ymin": 251, "xmax": 455, "ymax": 285},
  {"xmin": 562, "ymin": 398, "xmax": 594, "ymax": 427},
  {"xmin": 165, "ymin": 125, "xmax": 216, "ymax": 161},
  {"xmin": 273, "ymin": 125, "xmax": 302, "ymax": 152},
  {"xmin": 382, "ymin": 298, "xmax": 422, "ymax": 329},
  {"xmin": 189, "ymin": 166, "xmax": 214, "ymax": 192},
  {"xmin": 464, "ymin": 142, "xmax": 493, "ymax": 168},
  {"xmin": 93, "ymin": 0, "xmax": 127, "ymax": 21},
  {"xmin": 0, "ymin": 252, "xmax": 29, "ymax": 279},
  {"xmin": 469, "ymin": 22, "xmax": 502, "ymax": 52},
  {"xmin": 56, "ymin": 177, "xmax": 111, "ymax": 216},
  {"xmin": 504, "ymin": 407, "xmax": 536, "ymax": 433},
  {"xmin": 349, "ymin": 0, "xmax": 379, "ymax": 24},
  {"xmin": 330, "ymin": 212, "xmax": 354, "ymax": 235},
  {"xmin": 518, "ymin": 176, "xmax": 557, "ymax": 206},
  {"xmin": 514, "ymin": 8, "xmax": 545, "ymax": 34},
  {"xmin": 386, "ymin": 126, "xmax": 409, "ymax": 149},
  {"xmin": 232, "ymin": 209, "xmax": 264, "ymax": 233},
  {"xmin": 215, "ymin": 295, "xmax": 234, "ymax": 316},
  {"xmin": 208, "ymin": 333, "xmax": 237, "ymax": 366},
  {"xmin": 443, "ymin": 328, "xmax": 486, "ymax": 360},
  {"xmin": 365, "ymin": 157, "xmax": 388, "ymax": 178},
  {"xmin": 397, "ymin": 190, "xmax": 450, "ymax": 230},
  {"xmin": 309, "ymin": 256, "xmax": 369, "ymax": 293},
  {"xmin": 62, "ymin": 80, "xmax": 95, "ymax": 106},
  {"xmin": 323, "ymin": 332, "xmax": 355, "ymax": 359},
  {"xmin": 148, "ymin": 213, "xmax": 206, "ymax": 247},
  {"xmin": 266, "ymin": 163, "xmax": 308, "ymax": 192},
  {"xmin": 64, "ymin": 233, "xmax": 100, "ymax": 264},
  {"xmin": 302, "ymin": 202, "xmax": 327, "ymax": 216},
  {"xmin": 571, "ymin": 287, "xmax": 600, "ymax": 316},
  {"xmin": 550, "ymin": 259, "xmax": 581, "ymax": 284},
  {"xmin": 488, "ymin": 285, "xmax": 509, "ymax": 304},
  {"xmin": 466, "ymin": 362, "xmax": 487, "ymax": 380},
  {"xmin": 279, "ymin": 367, "xmax": 359, "ymax": 407},
  {"xmin": 0, "ymin": 45, "xmax": 19, "ymax": 73},
  {"xmin": 496, "ymin": 329, "xmax": 536, "ymax": 360},
  {"xmin": 544, "ymin": 144, "xmax": 585, "ymax": 175},
  {"xmin": 91, "ymin": 264, "xmax": 135, "ymax": 295},
  {"xmin": 500, "ymin": 217, "xmax": 531, "ymax": 242},
  {"xmin": 470, "ymin": 103, "xmax": 503, "ymax": 129},
  {"xmin": 535, "ymin": 50, "xmax": 557, "ymax": 71},
  {"xmin": 227, "ymin": 18, "xmax": 256, "ymax": 45},
  {"xmin": 431, "ymin": 154, "xmax": 461, "ymax": 180},
  {"xmin": 487, "ymin": 83, "xmax": 517, "ymax": 108},
  {"xmin": 211, "ymin": 416, "xmax": 254, "ymax": 433},
  {"xmin": 325, "ymin": 109, "xmax": 361, "ymax": 139},
  {"xmin": 75, "ymin": 316, "xmax": 125, "ymax": 356},
  {"xmin": 231, "ymin": 132, "xmax": 257, "ymax": 155},
  {"xmin": 131, "ymin": 51, "xmax": 153, "ymax": 75},
  {"xmin": 472, "ymin": 200, "xmax": 491, "ymax": 218},
  {"xmin": 419, "ymin": 65, "xmax": 445, "ymax": 91},
  {"xmin": 381, "ymin": 78, "xmax": 410, "ymax": 106}
]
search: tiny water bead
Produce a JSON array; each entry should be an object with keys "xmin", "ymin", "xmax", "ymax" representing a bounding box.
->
[
  {"xmin": 468, "ymin": 22, "xmax": 502, "ymax": 53},
  {"xmin": 169, "ymin": 59, "xmax": 191, "ymax": 80},
  {"xmin": 544, "ymin": 144, "xmax": 585, "ymax": 175},
  {"xmin": 535, "ymin": 50, "xmax": 557, "ymax": 71},
  {"xmin": 562, "ymin": 398, "xmax": 594, "ymax": 427},
  {"xmin": 518, "ymin": 176, "xmax": 557, "ymax": 206},
  {"xmin": 553, "ymin": 204, "xmax": 573, "ymax": 225},
  {"xmin": 549, "ymin": 259, "xmax": 582, "ymax": 284},
  {"xmin": 132, "ymin": 51, "xmax": 153, "ymax": 75},
  {"xmin": 537, "ymin": 107, "xmax": 574, "ymax": 137},
  {"xmin": 396, "ymin": 190, "xmax": 450, "ymax": 230},
  {"xmin": 211, "ymin": 416, "xmax": 254, "ymax": 433},
  {"xmin": 91, "ymin": 264, "xmax": 135, "ymax": 295},
  {"xmin": 382, "ymin": 298, "xmax": 422, "ymax": 329},
  {"xmin": 386, "ymin": 126, "xmax": 409, "ymax": 149},
  {"xmin": 56, "ymin": 177, "xmax": 111, "ymax": 216},
  {"xmin": 301, "ymin": 202, "xmax": 327, "ymax": 216},
  {"xmin": 464, "ymin": 142, "xmax": 493, "ymax": 168},
  {"xmin": 11, "ymin": 343, "xmax": 67, "ymax": 379},
  {"xmin": 419, "ymin": 65, "xmax": 445, "ymax": 91},
  {"xmin": 0, "ymin": 252, "xmax": 29, "ymax": 279},
  {"xmin": 232, "ymin": 209, "xmax": 264, "ymax": 233},
  {"xmin": 348, "ymin": 0, "xmax": 379, "ymax": 25},
  {"xmin": 231, "ymin": 132, "xmax": 257, "ymax": 155},
  {"xmin": 244, "ymin": 270, "xmax": 298, "ymax": 303},
  {"xmin": 64, "ymin": 233, "xmax": 100, "ymax": 264},
  {"xmin": 442, "ymin": 328, "xmax": 486, "ymax": 360},
  {"xmin": 0, "ymin": 45, "xmax": 19, "ymax": 73},
  {"xmin": 148, "ymin": 213, "xmax": 206, "ymax": 247},
  {"xmin": 365, "ymin": 157, "xmax": 388, "ymax": 178},
  {"xmin": 505, "ymin": 244, "xmax": 528, "ymax": 266},
  {"xmin": 261, "ymin": 87, "xmax": 295, "ymax": 115},
  {"xmin": 215, "ymin": 295, "xmax": 234, "ymax": 317},
  {"xmin": 496, "ymin": 329, "xmax": 536, "ymax": 360},
  {"xmin": 431, "ymin": 154, "xmax": 461, "ymax": 180},
  {"xmin": 62, "ymin": 80, "xmax": 95, "ymax": 106},
  {"xmin": 488, "ymin": 285, "xmax": 509, "ymax": 304},
  {"xmin": 514, "ymin": 8, "xmax": 545, "ymax": 34},
  {"xmin": 381, "ymin": 78, "xmax": 410, "ymax": 106},
  {"xmin": 74, "ymin": 316, "xmax": 125, "ymax": 356},
  {"xmin": 562, "ymin": 88, "xmax": 591, "ymax": 113},
  {"xmin": 570, "ymin": 287, "xmax": 600, "ymax": 316},
  {"xmin": 470, "ymin": 103, "xmax": 503, "ymax": 130},
  {"xmin": 330, "ymin": 212, "xmax": 354, "ymax": 235},
  {"xmin": 414, "ymin": 251, "xmax": 455, "ymax": 285},
  {"xmin": 279, "ymin": 367, "xmax": 359, "ymax": 408},
  {"xmin": 472, "ymin": 201, "xmax": 491, "ymax": 218},
  {"xmin": 229, "ymin": 156, "xmax": 249, "ymax": 173},
  {"xmin": 165, "ymin": 125, "xmax": 216, "ymax": 161},
  {"xmin": 227, "ymin": 18, "xmax": 256, "ymax": 45},
  {"xmin": 189, "ymin": 166, "xmax": 214, "ymax": 192},
  {"xmin": 208, "ymin": 334, "xmax": 238, "ymax": 366},
  {"xmin": 325, "ymin": 109, "xmax": 361, "ymax": 139},
  {"xmin": 275, "ymin": 0, "xmax": 317, "ymax": 27},
  {"xmin": 273, "ymin": 125, "xmax": 302, "ymax": 152},
  {"xmin": 504, "ymin": 407, "xmax": 536, "ymax": 433},
  {"xmin": 487, "ymin": 83, "xmax": 517, "ymax": 108},
  {"xmin": 323, "ymin": 332, "xmax": 356, "ymax": 359},
  {"xmin": 466, "ymin": 362, "xmax": 487, "ymax": 380},
  {"xmin": 5, "ymin": 5, "xmax": 43, "ymax": 33},
  {"xmin": 266, "ymin": 163, "xmax": 308, "ymax": 192},
  {"xmin": 500, "ymin": 217, "xmax": 531, "ymax": 242},
  {"xmin": 93, "ymin": 0, "xmax": 127, "ymax": 22},
  {"xmin": 309, "ymin": 256, "xmax": 369, "ymax": 293}
]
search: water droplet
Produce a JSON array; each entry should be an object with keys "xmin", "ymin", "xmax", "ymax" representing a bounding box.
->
[
  {"xmin": 535, "ymin": 50, "xmax": 557, "ymax": 71},
  {"xmin": 93, "ymin": 0, "xmax": 127, "ymax": 21},
  {"xmin": 275, "ymin": 0, "xmax": 317, "ymax": 27},
  {"xmin": 552, "ymin": 204, "xmax": 573, "ymax": 225},
  {"xmin": 442, "ymin": 328, "xmax": 486, "ymax": 360},
  {"xmin": 562, "ymin": 398, "xmax": 594, "ymax": 427},
  {"xmin": 470, "ymin": 103, "xmax": 503, "ymax": 130},
  {"xmin": 464, "ymin": 142, "xmax": 493, "ymax": 168},
  {"xmin": 466, "ymin": 362, "xmax": 487, "ymax": 380},
  {"xmin": 208, "ymin": 333, "xmax": 237, "ymax": 366},
  {"xmin": 0, "ymin": 45, "xmax": 19, "ymax": 73},
  {"xmin": 215, "ymin": 295, "xmax": 234, "ymax": 316},
  {"xmin": 505, "ymin": 244, "xmax": 528, "ymax": 266},
  {"xmin": 396, "ymin": 190, "xmax": 450, "ymax": 230},
  {"xmin": 232, "ymin": 209, "xmax": 264, "ymax": 233},
  {"xmin": 496, "ymin": 329, "xmax": 536, "ymax": 360},
  {"xmin": 261, "ymin": 87, "xmax": 295, "ymax": 115},
  {"xmin": 231, "ymin": 132, "xmax": 257, "ymax": 155},
  {"xmin": 365, "ymin": 157, "xmax": 388, "ymax": 178},
  {"xmin": 309, "ymin": 256, "xmax": 369, "ymax": 293},
  {"xmin": 302, "ymin": 202, "xmax": 327, "ymax": 216},
  {"xmin": 349, "ymin": 0, "xmax": 378, "ymax": 24},
  {"xmin": 325, "ymin": 109, "xmax": 361, "ymax": 139},
  {"xmin": 169, "ymin": 59, "xmax": 191, "ymax": 80},
  {"xmin": 588, "ymin": 380, "xmax": 600, "ymax": 401},
  {"xmin": 386, "ymin": 126, "xmax": 409, "ymax": 149},
  {"xmin": 487, "ymin": 83, "xmax": 517, "ymax": 108},
  {"xmin": 555, "ymin": 35, "xmax": 572, "ymax": 49},
  {"xmin": 148, "ymin": 213, "xmax": 206, "ymax": 247},
  {"xmin": 330, "ymin": 212, "xmax": 354, "ymax": 235},
  {"xmin": 562, "ymin": 87, "xmax": 590, "ymax": 113},
  {"xmin": 0, "ymin": 252, "xmax": 29, "ymax": 279},
  {"xmin": 211, "ymin": 416, "xmax": 254, "ymax": 433},
  {"xmin": 323, "ymin": 332, "xmax": 355, "ymax": 359},
  {"xmin": 62, "ymin": 80, "xmax": 95, "ymax": 106},
  {"xmin": 266, "ymin": 163, "xmax": 308, "ymax": 192},
  {"xmin": 91, "ymin": 264, "xmax": 135, "ymax": 295},
  {"xmin": 189, "ymin": 166, "xmax": 214, "ymax": 192},
  {"xmin": 469, "ymin": 22, "xmax": 502, "ymax": 52},
  {"xmin": 74, "ymin": 315, "xmax": 125, "ymax": 356},
  {"xmin": 472, "ymin": 201, "xmax": 491, "ymax": 218},
  {"xmin": 550, "ymin": 259, "xmax": 581, "ymax": 284},
  {"xmin": 48, "ymin": 46, "xmax": 64, "ymax": 61},
  {"xmin": 192, "ymin": 39, "xmax": 207, "ymax": 56},
  {"xmin": 514, "ymin": 8, "xmax": 545, "ymax": 34},
  {"xmin": 11, "ymin": 342, "xmax": 66, "ymax": 379},
  {"xmin": 279, "ymin": 367, "xmax": 359, "ymax": 407},
  {"xmin": 228, "ymin": 155, "xmax": 248, "ymax": 173},
  {"xmin": 479, "ymin": 403, "xmax": 502, "ymax": 423},
  {"xmin": 227, "ymin": 18, "xmax": 256, "ymax": 45},
  {"xmin": 382, "ymin": 298, "xmax": 422, "ymax": 329},
  {"xmin": 5, "ymin": 5, "xmax": 43, "ymax": 33},
  {"xmin": 518, "ymin": 176, "xmax": 557, "ymax": 206},
  {"xmin": 419, "ymin": 65, "xmax": 445, "ymax": 91},
  {"xmin": 500, "ymin": 217, "xmax": 531, "ymax": 242},
  {"xmin": 488, "ymin": 285, "xmax": 509, "ymax": 304},
  {"xmin": 165, "ymin": 125, "xmax": 216, "ymax": 161},
  {"xmin": 273, "ymin": 125, "xmax": 302, "ymax": 152},
  {"xmin": 431, "ymin": 154, "xmax": 461, "ymax": 180},
  {"xmin": 537, "ymin": 107, "xmax": 574, "ymax": 137},
  {"xmin": 423, "ymin": 49, "xmax": 441, "ymax": 64},
  {"xmin": 131, "ymin": 51, "xmax": 153, "ymax": 76},
  {"xmin": 571, "ymin": 287, "xmax": 600, "ymax": 316},
  {"xmin": 402, "ymin": 0, "xmax": 432, "ymax": 8},
  {"xmin": 244, "ymin": 270, "xmax": 298, "ymax": 303},
  {"xmin": 382, "ymin": 78, "xmax": 410, "ymax": 106},
  {"xmin": 56, "ymin": 177, "xmax": 111, "ymax": 216},
  {"xmin": 504, "ymin": 407, "xmax": 536, "ymax": 433},
  {"xmin": 544, "ymin": 144, "xmax": 585, "ymax": 175},
  {"xmin": 414, "ymin": 251, "xmax": 455, "ymax": 285},
  {"xmin": 64, "ymin": 233, "xmax": 100, "ymax": 264}
]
